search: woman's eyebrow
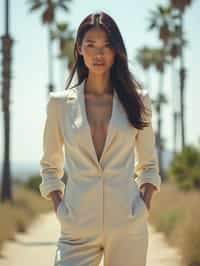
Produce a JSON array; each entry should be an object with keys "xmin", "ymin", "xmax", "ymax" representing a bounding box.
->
[{"xmin": 85, "ymin": 39, "xmax": 110, "ymax": 43}]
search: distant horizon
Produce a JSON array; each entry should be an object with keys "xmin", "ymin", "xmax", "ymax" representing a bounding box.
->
[{"xmin": 0, "ymin": 148, "xmax": 174, "ymax": 182}]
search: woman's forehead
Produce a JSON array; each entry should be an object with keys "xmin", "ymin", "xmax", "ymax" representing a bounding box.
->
[{"xmin": 83, "ymin": 27, "xmax": 109, "ymax": 42}]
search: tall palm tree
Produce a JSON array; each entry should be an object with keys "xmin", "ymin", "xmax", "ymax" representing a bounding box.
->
[
  {"xmin": 151, "ymin": 48, "xmax": 168, "ymax": 179},
  {"xmin": 136, "ymin": 44, "xmax": 168, "ymax": 179},
  {"xmin": 170, "ymin": 55, "xmax": 180, "ymax": 155},
  {"xmin": 148, "ymin": 5, "xmax": 173, "ymax": 179},
  {"xmin": 50, "ymin": 22, "xmax": 75, "ymax": 87},
  {"xmin": 135, "ymin": 46, "xmax": 154, "ymax": 91},
  {"xmin": 167, "ymin": 23, "xmax": 186, "ymax": 154},
  {"xmin": 149, "ymin": 2, "xmax": 190, "ymax": 153},
  {"xmin": 0, "ymin": 0, "xmax": 14, "ymax": 202},
  {"xmin": 27, "ymin": 0, "xmax": 72, "ymax": 95},
  {"xmin": 148, "ymin": 4, "xmax": 173, "ymax": 47},
  {"xmin": 170, "ymin": 0, "xmax": 193, "ymax": 150}
]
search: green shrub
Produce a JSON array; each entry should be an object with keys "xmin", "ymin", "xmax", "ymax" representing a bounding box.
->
[
  {"xmin": 169, "ymin": 145, "xmax": 200, "ymax": 190},
  {"xmin": 151, "ymin": 182, "xmax": 200, "ymax": 266},
  {"xmin": 0, "ymin": 185, "xmax": 52, "ymax": 255},
  {"xmin": 157, "ymin": 209, "xmax": 182, "ymax": 237},
  {"xmin": 23, "ymin": 175, "xmax": 41, "ymax": 194}
]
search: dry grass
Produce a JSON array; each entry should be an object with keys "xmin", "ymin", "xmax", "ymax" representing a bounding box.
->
[
  {"xmin": 1, "ymin": 182, "xmax": 200, "ymax": 265},
  {"xmin": 0, "ymin": 185, "xmax": 52, "ymax": 254},
  {"xmin": 149, "ymin": 182, "xmax": 200, "ymax": 266}
]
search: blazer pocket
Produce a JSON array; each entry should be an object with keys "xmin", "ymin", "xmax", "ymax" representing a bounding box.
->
[
  {"xmin": 56, "ymin": 200, "xmax": 64, "ymax": 219},
  {"xmin": 56, "ymin": 200, "xmax": 69, "ymax": 221}
]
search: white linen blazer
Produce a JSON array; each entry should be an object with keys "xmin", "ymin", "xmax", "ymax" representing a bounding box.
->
[{"xmin": 39, "ymin": 79, "xmax": 161, "ymax": 230}]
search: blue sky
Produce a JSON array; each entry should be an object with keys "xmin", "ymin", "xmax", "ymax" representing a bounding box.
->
[{"xmin": 0, "ymin": 0, "xmax": 200, "ymax": 164}]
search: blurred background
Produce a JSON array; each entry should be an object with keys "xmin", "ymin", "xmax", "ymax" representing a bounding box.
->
[{"xmin": 0, "ymin": 1, "xmax": 200, "ymax": 265}]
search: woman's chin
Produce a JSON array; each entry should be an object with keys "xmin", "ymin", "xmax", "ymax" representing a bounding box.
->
[{"xmin": 89, "ymin": 66, "xmax": 110, "ymax": 74}]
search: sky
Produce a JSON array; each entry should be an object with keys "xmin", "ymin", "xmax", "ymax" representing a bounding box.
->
[{"xmin": 0, "ymin": 0, "xmax": 200, "ymax": 164}]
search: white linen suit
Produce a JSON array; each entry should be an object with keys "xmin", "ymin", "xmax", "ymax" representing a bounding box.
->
[{"xmin": 39, "ymin": 79, "xmax": 161, "ymax": 266}]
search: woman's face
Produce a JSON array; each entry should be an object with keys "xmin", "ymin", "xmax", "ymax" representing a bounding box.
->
[{"xmin": 78, "ymin": 26, "xmax": 116, "ymax": 74}]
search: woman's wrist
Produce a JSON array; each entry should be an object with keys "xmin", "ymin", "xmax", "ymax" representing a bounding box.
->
[
  {"xmin": 139, "ymin": 183, "xmax": 156, "ymax": 210},
  {"xmin": 49, "ymin": 190, "xmax": 63, "ymax": 211},
  {"xmin": 140, "ymin": 183, "xmax": 157, "ymax": 191}
]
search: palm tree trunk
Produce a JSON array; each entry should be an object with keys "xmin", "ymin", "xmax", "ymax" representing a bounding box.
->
[
  {"xmin": 171, "ymin": 59, "xmax": 178, "ymax": 155},
  {"xmin": 47, "ymin": 24, "xmax": 54, "ymax": 95},
  {"xmin": 157, "ymin": 72, "xmax": 164, "ymax": 179},
  {"xmin": 173, "ymin": 112, "xmax": 178, "ymax": 156},
  {"xmin": 179, "ymin": 12, "xmax": 186, "ymax": 150},
  {"xmin": 1, "ymin": 102, "xmax": 12, "ymax": 201},
  {"xmin": 1, "ymin": 0, "xmax": 13, "ymax": 202}
]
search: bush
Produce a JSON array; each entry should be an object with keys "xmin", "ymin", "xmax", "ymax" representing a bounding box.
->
[
  {"xmin": 23, "ymin": 175, "xmax": 41, "ymax": 194},
  {"xmin": 150, "ymin": 182, "xmax": 200, "ymax": 266},
  {"xmin": 168, "ymin": 145, "xmax": 200, "ymax": 190},
  {"xmin": 0, "ymin": 185, "xmax": 52, "ymax": 255}
]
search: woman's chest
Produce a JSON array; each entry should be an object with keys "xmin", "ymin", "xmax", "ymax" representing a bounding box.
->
[
  {"xmin": 59, "ymin": 93, "xmax": 137, "ymax": 154},
  {"xmin": 84, "ymin": 94, "xmax": 114, "ymax": 161}
]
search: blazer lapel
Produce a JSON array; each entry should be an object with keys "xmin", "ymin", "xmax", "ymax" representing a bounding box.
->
[{"xmin": 67, "ymin": 79, "xmax": 118, "ymax": 170}]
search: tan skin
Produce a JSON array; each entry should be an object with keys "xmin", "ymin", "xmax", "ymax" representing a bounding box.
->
[{"xmin": 49, "ymin": 26, "xmax": 157, "ymax": 212}]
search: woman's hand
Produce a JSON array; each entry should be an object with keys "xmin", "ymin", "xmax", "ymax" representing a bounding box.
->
[
  {"xmin": 48, "ymin": 190, "xmax": 63, "ymax": 213},
  {"xmin": 139, "ymin": 183, "xmax": 157, "ymax": 211}
]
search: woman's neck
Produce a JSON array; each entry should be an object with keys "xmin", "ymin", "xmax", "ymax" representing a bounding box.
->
[{"xmin": 85, "ymin": 73, "xmax": 113, "ymax": 96}]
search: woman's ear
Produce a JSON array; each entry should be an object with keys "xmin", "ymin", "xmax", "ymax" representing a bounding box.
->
[{"xmin": 77, "ymin": 44, "xmax": 82, "ymax": 55}]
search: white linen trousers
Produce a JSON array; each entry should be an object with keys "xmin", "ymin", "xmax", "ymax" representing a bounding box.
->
[{"xmin": 39, "ymin": 79, "xmax": 161, "ymax": 266}]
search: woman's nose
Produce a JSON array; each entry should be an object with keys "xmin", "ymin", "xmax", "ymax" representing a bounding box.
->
[{"xmin": 95, "ymin": 47, "xmax": 104, "ymax": 55}]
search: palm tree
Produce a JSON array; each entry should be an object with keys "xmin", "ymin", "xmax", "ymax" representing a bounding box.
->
[
  {"xmin": 136, "ymin": 45, "xmax": 168, "ymax": 179},
  {"xmin": 50, "ymin": 22, "xmax": 75, "ymax": 87},
  {"xmin": 167, "ymin": 24, "xmax": 186, "ymax": 154},
  {"xmin": 135, "ymin": 46, "xmax": 154, "ymax": 91},
  {"xmin": 0, "ymin": 0, "xmax": 14, "ymax": 202},
  {"xmin": 151, "ymin": 48, "xmax": 168, "ymax": 179},
  {"xmin": 148, "ymin": 4, "xmax": 173, "ymax": 47},
  {"xmin": 58, "ymin": 32, "xmax": 74, "ymax": 71},
  {"xmin": 148, "ymin": 5, "xmax": 173, "ymax": 179},
  {"xmin": 27, "ymin": 0, "xmax": 72, "ymax": 95},
  {"xmin": 170, "ymin": 0, "xmax": 192, "ymax": 12},
  {"xmin": 170, "ymin": 0, "xmax": 193, "ymax": 150}
]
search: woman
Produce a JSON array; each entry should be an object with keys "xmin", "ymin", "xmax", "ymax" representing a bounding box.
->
[{"xmin": 39, "ymin": 11, "xmax": 161, "ymax": 266}]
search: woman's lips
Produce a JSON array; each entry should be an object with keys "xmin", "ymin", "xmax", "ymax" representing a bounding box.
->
[{"xmin": 93, "ymin": 63, "xmax": 105, "ymax": 66}]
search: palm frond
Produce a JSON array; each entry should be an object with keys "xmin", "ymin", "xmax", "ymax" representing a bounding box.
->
[
  {"xmin": 27, "ymin": 0, "xmax": 43, "ymax": 12},
  {"xmin": 59, "ymin": 3, "xmax": 70, "ymax": 12},
  {"xmin": 56, "ymin": 22, "xmax": 69, "ymax": 32}
]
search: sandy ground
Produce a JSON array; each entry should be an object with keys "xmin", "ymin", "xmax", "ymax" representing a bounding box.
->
[{"xmin": 0, "ymin": 211, "xmax": 182, "ymax": 266}]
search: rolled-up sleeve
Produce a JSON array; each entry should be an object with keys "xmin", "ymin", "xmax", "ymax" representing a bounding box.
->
[
  {"xmin": 39, "ymin": 94, "xmax": 65, "ymax": 200},
  {"xmin": 134, "ymin": 90, "xmax": 161, "ymax": 192}
]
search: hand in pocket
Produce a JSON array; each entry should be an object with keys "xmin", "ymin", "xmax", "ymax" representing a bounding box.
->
[
  {"xmin": 49, "ymin": 190, "xmax": 63, "ymax": 213},
  {"xmin": 139, "ymin": 191, "xmax": 150, "ymax": 211}
]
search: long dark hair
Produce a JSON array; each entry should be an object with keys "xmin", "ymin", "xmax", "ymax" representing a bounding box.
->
[{"xmin": 65, "ymin": 11, "xmax": 150, "ymax": 130}]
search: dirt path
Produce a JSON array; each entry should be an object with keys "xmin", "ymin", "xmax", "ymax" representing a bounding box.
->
[
  {"xmin": 0, "ymin": 212, "xmax": 182, "ymax": 266},
  {"xmin": 146, "ymin": 224, "xmax": 182, "ymax": 266}
]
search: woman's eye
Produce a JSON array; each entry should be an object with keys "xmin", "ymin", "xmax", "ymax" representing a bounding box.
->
[{"xmin": 87, "ymin": 44, "xmax": 111, "ymax": 47}]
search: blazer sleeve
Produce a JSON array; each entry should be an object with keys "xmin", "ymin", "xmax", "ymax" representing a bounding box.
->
[
  {"xmin": 134, "ymin": 90, "xmax": 161, "ymax": 192},
  {"xmin": 39, "ymin": 94, "xmax": 65, "ymax": 200}
]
